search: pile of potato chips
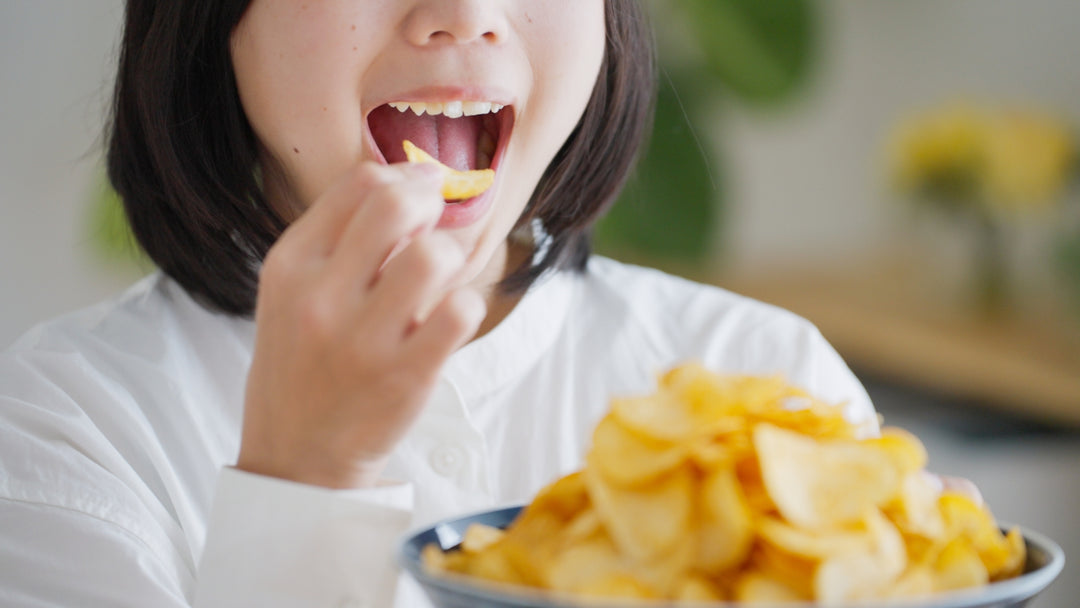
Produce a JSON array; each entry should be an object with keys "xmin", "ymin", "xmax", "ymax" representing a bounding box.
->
[{"xmin": 422, "ymin": 363, "xmax": 1026, "ymax": 604}]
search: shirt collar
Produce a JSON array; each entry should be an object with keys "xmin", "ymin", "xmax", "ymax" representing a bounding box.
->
[{"xmin": 442, "ymin": 268, "xmax": 574, "ymax": 402}]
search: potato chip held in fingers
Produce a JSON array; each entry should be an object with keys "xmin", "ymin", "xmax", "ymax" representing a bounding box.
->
[{"xmin": 403, "ymin": 140, "xmax": 494, "ymax": 200}]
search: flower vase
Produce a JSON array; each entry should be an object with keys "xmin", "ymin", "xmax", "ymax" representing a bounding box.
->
[{"xmin": 972, "ymin": 212, "xmax": 1010, "ymax": 317}]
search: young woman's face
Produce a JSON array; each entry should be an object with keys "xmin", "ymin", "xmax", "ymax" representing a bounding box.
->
[{"xmin": 231, "ymin": 0, "xmax": 606, "ymax": 287}]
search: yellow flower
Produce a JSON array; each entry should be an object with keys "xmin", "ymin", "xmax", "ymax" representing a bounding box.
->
[
  {"xmin": 887, "ymin": 102, "xmax": 1077, "ymax": 213},
  {"xmin": 983, "ymin": 111, "xmax": 1076, "ymax": 210},
  {"xmin": 889, "ymin": 103, "xmax": 986, "ymax": 197}
]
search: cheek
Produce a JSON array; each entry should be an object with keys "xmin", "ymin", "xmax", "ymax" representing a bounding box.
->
[
  {"xmin": 231, "ymin": 3, "xmax": 382, "ymax": 206},
  {"xmin": 507, "ymin": 0, "xmax": 606, "ymax": 195}
]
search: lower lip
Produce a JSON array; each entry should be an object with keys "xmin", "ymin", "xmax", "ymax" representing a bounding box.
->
[{"xmin": 437, "ymin": 188, "xmax": 495, "ymax": 229}]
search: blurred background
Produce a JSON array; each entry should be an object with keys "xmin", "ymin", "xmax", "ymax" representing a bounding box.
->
[{"xmin": 1, "ymin": 0, "xmax": 1078, "ymax": 605}]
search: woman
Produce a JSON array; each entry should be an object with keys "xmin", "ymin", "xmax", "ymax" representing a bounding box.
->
[{"xmin": 0, "ymin": 1, "xmax": 874, "ymax": 606}]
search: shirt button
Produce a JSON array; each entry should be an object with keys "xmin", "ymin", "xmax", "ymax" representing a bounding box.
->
[{"xmin": 430, "ymin": 445, "xmax": 465, "ymax": 477}]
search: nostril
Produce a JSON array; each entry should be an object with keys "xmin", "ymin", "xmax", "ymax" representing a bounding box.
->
[
  {"xmin": 403, "ymin": 7, "xmax": 507, "ymax": 47},
  {"xmin": 426, "ymin": 29, "xmax": 498, "ymax": 45}
]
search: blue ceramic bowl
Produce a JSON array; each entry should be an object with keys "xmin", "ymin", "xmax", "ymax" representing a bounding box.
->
[{"xmin": 399, "ymin": 505, "xmax": 1064, "ymax": 608}]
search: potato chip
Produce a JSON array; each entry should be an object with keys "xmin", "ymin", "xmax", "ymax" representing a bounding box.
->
[
  {"xmin": 611, "ymin": 392, "xmax": 698, "ymax": 442},
  {"xmin": 461, "ymin": 523, "xmax": 505, "ymax": 554},
  {"xmin": 561, "ymin": 507, "xmax": 603, "ymax": 545},
  {"xmin": 995, "ymin": 528, "xmax": 1027, "ymax": 581},
  {"xmin": 755, "ymin": 423, "xmax": 902, "ymax": 529},
  {"xmin": 882, "ymin": 566, "xmax": 936, "ymax": 599},
  {"xmin": 577, "ymin": 574, "xmax": 658, "ymax": 599},
  {"xmin": 939, "ymin": 491, "xmax": 1018, "ymax": 576},
  {"xmin": 813, "ymin": 509, "xmax": 907, "ymax": 602},
  {"xmin": 757, "ymin": 516, "xmax": 871, "ymax": 560},
  {"xmin": 584, "ymin": 456, "xmax": 693, "ymax": 561},
  {"xmin": 544, "ymin": 534, "xmax": 630, "ymax": 594},
  {"xmin": 932, "ymin": 537, "xmax": 989, "ymax": 591},
  {"xmin": 866, "ymin": 427, "xmax": 929, "ymax": 474},
  {"xmin": 697, "ymin": 464, "xmax": 753, "ymax": 572},
  {"xmin": 734, "ymin": 571, "xmax": 808, "ymax": 603},
  {"xmin": 465, "ymin": 542, "xmax": 523, "ymax": 585},
  {"xmin": 748, "ymin": 542, "xmax": 816, "ymax": 599},
  {"xmin": 672, "ymin": 575, "xmax": 727, "ymax": 602},
  {"xmin": 523, "ymin": 471, "xmax": 588, "ymax": 521},
  {"xmin": 402, "ymin": 140, "xmax": 494, "ymax": 200},
  {"xmin": 886, "ymin": 472, "xmax": 948, "ymax": 540},
  {"xmin": 590, "ymin": 414, "xmax": 687, "ymax": 487},
  {"xmin": 422, "ymin": 364, "xmax": 1028, "ymax": 604}
]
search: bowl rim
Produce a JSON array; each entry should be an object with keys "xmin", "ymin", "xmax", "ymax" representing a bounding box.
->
[{"xmin": 398, "ymin": 505, "xmax": 1065, "ymax": 608}]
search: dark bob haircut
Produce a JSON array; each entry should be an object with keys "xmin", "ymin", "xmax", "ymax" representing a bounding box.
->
[{"xmin": 108, "ymin": 1, "xmax": 656, "ymax": 316}]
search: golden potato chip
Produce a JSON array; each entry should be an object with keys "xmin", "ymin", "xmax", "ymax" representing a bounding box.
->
[
  {"xmin": 932, "ymin": 537, "xmax": 989, "ymax": 592},
  {"xmin": 748, "ymin": 542, "xmax": 816, "ymax": 599},
  {"xmin": 689, "ymin": 439, "xmax": 735, "ymax": 470},
  {"xmin": 402, "ymin": 140, "xmax": 494, "ymax": 200},
  {"xmin": 611, "ymin": 392, "xmax": 698, "ymax": 442},
  {"xmin": 461, "ymin": 523, "xmax": 505, "ymax": 554},
  {"xmin": 757, "ymin": 516, "xmax": 871, "ymax": 560},
  {"xmin": 465, "ymin": 543, "xmax": 523, "ymax": 585},
  {"xmin": 543, "ymin": 534, "xmax": 630, "ymax": 594},
  {"xmin": 523, "ymin": 471, "xmax": 588, "ymax": 522},
  {"xmin": 672, "ymin": 576, "xmax": 727, "ymax": 601},
  {"xmin": 734, "ymin": 571, "xmax": 809, "ymax": 603},
  {"xmin": 590, "ymin": 414, "xmax": 687, "ymax": 487},
  {"xmin": 422, "ymin": 364, "xmax": 1028, "ymax": 604},
  {"xmin": 995, "ymin": 528, "xmax": 1027, "ymax": 581},
  {"xmin": 697, "ymin": 464, "xmax": 753, "ymax": 572},
  {"xmin": 584, "ymin": 457, "xmax": 694, "ymax": 561},
  {"xmin": 813, "ymin": 510, "xmax": 907, "ymax": 602},
  {"xmin": 866, "ymin": 427, "xmax": 929, "ymax": 474},
  {"xmin": 577, "ymin": 574, "xmax": 658, "ymax": 599},
  {"xmin": 629, "ymin": 538, "xmax": 698, "ymax": 596},
  {"xmin": 882, "ymin": 566, "xmax": 936, "ymax": 599},
  {"xmin": 938, "ymin": 491, "xmax": 1019, "ymax": 576},
  {"xmin": 886, "ymin": 472, "xmax": 948, "ymax": 540},
  {"xmin": 755, "ymin": 423, "xmax": 902, "ymax": 529}
]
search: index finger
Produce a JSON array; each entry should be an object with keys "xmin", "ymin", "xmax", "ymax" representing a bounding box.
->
[{"xmin": 274, "ymin": 162, "xmax": 440, "ymax": 260}]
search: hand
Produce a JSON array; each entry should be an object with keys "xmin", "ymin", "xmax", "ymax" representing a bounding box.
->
[{"xmin": 237, "ymin": 162, "xmax": 487, "ymax": 489}]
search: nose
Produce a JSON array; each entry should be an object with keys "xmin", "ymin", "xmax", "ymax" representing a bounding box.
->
[{"xmin": 403, "ymin": 0, "xmax": 507, "ymax": 46}]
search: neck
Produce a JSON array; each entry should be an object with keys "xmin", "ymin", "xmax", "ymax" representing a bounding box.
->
[{"xmin": 471, "ymin": 240, "xmax": 532, "ymax": 340}]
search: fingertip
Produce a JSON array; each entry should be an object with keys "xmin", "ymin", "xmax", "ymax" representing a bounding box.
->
[{"xmin": 403, "ymin": 161, "xmax": 444, "ymax": 182}]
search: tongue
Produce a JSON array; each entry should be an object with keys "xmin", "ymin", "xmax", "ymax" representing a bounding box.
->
[{"xmin": 369, "ymin": 105, "xmax": 482, "ymax": 171}]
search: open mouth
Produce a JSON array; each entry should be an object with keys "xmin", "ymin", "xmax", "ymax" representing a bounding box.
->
[{"xmin": 367, "ymin": 100, "xmax": 514, "ymax": 201}]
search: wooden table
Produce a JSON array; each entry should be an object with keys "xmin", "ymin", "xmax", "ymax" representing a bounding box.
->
[{"xmin": 707, "ymin": 262, "xmax": 1080, "ymax": 428}]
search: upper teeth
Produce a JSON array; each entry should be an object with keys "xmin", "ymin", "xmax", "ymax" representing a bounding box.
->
[{"xmin": 387, "ymin": 100, "xmax": 504, "ymax": 117}]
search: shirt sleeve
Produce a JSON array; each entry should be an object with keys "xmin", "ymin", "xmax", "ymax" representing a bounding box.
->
[
  {"xmin": 0, "ymin": 498, "xmax": 192, "ymax": 607},
  {"xmin": 195, "ymin": 467, "xmax": 415, "ymax": 608}
]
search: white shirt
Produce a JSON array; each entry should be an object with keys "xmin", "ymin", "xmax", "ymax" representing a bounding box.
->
[{"xmin": 0, "ymin": 256, "xmax": 875, "ymax": 607}]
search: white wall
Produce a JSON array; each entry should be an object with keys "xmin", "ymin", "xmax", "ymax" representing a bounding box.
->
[
  {"xmin": 3, "ymin": 0, "xmax": 1080, "ymax": 346},
  {"xmin": 1, "ymin": 0, "xmax": 129, "ymax": 348},
  {"xmin": 720, "ymin": 0, "xmax": 1080, "ymax": 280}
]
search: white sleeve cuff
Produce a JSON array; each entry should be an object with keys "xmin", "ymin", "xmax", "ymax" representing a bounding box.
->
[{"xmin": 194, "ymin": 467, "xmax": 414, "ymax": 608}]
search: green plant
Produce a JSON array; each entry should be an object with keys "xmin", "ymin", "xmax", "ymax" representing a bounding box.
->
[{"xmin": 594, "ymin": 0, "xmax": 818, "ymax": 264}]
